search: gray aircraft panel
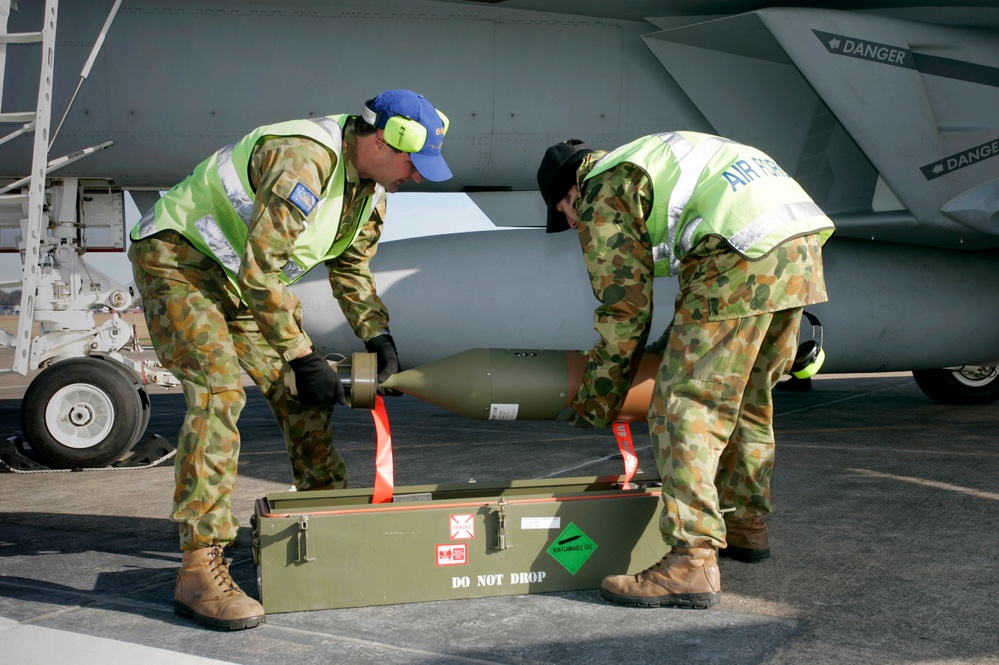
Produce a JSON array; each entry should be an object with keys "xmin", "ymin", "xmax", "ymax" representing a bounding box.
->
[
  {"xmin": 762, "ymin": 9, "xmax": 999, "ymax": 232},
  {"xmin": 292, "ymin": 227, "xmax": 999, "ymax": 374},
  {"xmin": 643, "ymin": 8, "xmax": 999, "ymax": 249},
  {"xmin": 2, "ymin": 0, "xmax": 709, "ymax": 192},
  {"xmin": 5, "ymin": 2, "xmax": 996, "ymax": 247}
]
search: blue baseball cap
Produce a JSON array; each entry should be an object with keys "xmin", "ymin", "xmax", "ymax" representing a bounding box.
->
[{"xmin": 363, "ymin": 89, "xmax": 453, "ymax": 182}]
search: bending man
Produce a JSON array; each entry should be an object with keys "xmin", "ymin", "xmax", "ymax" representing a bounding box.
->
[
  {"xmin": 130, "ymin": 89, "xmax": 452, "ymax": 629},
  {"xmin": 537, "ymin": 133, "xmax": 833, "ymax": 609}
]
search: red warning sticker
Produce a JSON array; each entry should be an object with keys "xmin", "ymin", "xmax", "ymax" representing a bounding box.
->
[{"xmin": 436, "ymin": 543, "xmax": 467, "ymax": 566}]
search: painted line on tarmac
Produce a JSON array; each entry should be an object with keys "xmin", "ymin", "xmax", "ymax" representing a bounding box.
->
[
  {"xmin": 776, "ymin": 381, "xmax": 915, "ymax": 418},
  {"xmin": 1, "ymin": 617, "xmax": 238, "ymax": 665},
  {"xmin": 263, "ymin": 622, "xmax": 516, "ymax": 665},
  {"xmin": 848, "ymin": 468, "xmax": 999, "ymax": 500},
  {"xmin": 540, "ymin": 443, "xmax": 655, "ymax": 478}
]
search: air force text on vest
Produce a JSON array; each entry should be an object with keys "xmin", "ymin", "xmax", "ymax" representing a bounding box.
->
[{"xmin": 722, "ymin": 158, "xmax": 791, "ymax": 192}]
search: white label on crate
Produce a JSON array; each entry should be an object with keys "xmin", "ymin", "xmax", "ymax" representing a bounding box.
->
[
  {"xmin": 488, "ymin": 404, "xmax": 519, "ymax": 420},
  {"xmin": 521, "ymin": 517, "xmax": 561, "ymax": 530},
  {"xmin": 450, "ymin": 514, "xmax": 475, "ymax": 540},
  {"xmin": 436, "ymin": 543, "xmax": 467, "ymax": 566}
]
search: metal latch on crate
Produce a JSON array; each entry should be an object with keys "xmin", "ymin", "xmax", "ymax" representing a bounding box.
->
[
  {"xmin": 493, "ymin": 497, "xmax": 510, "ymax": 551},
  {"xmin": 295, "ymin": 515, "xmax": 316, "ymax": 563}
]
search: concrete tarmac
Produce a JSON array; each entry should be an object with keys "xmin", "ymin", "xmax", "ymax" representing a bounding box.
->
[{"xmin": 2, "ymin": 363, "xmax": 998, "ymax": 664}]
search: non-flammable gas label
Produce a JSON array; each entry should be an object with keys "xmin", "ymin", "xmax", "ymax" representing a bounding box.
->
[{"xmin": 547, "ymin": 522, "xmax": 597, "ymax": 574}]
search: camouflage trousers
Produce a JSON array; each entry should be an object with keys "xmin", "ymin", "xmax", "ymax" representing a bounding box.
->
[
  {"xmin": 129, "ymin": 231, "xmax": 347, "ymax": 551},
  {"xmin": 650, "ymin": 308, "xmax": 802, "ymax": 549}
]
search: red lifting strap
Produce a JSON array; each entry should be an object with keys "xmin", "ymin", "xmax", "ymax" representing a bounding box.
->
[
  {"xmin": 612, "ymin": 421, "xmax": 638, "ymax": 489},
  {"xmin": 371, "ymin": 395, "xmax": 395, "ymax": 503}
]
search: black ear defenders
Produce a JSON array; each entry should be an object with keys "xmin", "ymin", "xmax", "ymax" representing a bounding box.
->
[{"xmin": 790, "ymin": 311, "xmax": 825, "ymax": 379}]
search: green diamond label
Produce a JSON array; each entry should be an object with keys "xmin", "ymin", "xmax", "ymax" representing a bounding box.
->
[{"xmin": 547, "ymin": 522, "xmax": 597, "ymax": 574}]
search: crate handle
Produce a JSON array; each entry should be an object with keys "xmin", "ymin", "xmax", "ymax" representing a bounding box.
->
[
  {"xmin": 494, "ymin": 498, "xmax": 510, "ymax": 551},
  {"xmin": 296, "ymin": 515, "xmax": 316, "ymax": 563}
]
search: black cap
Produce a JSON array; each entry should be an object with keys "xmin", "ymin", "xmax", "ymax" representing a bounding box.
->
[{"xmin": 537, "ymin": 139, "xmax": 594, "ymax": 233}]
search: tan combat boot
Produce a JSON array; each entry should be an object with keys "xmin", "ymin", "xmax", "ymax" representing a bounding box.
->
[
  {"xmin": 174, "ymin": 544, "xmax": 266, "ymax": 630},
  {"xmin": 599, "ymin": 544, "xmax": 721, "ymax": 609},
  {"xmin": 719, "ymin": 516, "xmax": 771, "ymax": 563}
]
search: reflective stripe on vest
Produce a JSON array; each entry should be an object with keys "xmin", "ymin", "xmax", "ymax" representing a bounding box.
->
[
  {"xmin": 136, "ymin": 205, "xmax": 156, "ymax": 238},
  {"xmin": 194, "ymin": 214, "xmax": 240, "ymax": 275},
  {"xmin": 131, "ymin": 116, "xmax": 375, "ymax": 298},
  {"xmin": 728, "ymin": 200, "xmax": 825, "ymax": 255},
  {"xmin": 216, "ymin": 143, "xmax": 255, "ymax": 225},
  {"xmin": 651, "ymin": 132, "xmax": 728, "ymax": 273},
  {"xmin": 210, "ymin": 118, "xmax": 345, "ymax": 279},
  {"xmin": 216, "ymin": 117, "xmax": 342, "ymax": 227},
  {"xmin": 588, "ymin": 132, "xmax": 835, "ymax": 277}
]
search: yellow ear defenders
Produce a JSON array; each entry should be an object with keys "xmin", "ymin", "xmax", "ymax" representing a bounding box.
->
[
  {"xmin": 362, "ymin": 100, "xmax": 450, "ymax": 153},
  {"xmin": 790, "ymin": 311, "xmax": 825, "ymax": 379}
]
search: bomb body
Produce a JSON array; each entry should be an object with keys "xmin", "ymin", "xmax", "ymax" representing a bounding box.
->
[{"xmin": 380, "ymin": 348, "xmax": 659, "ymax": 421}]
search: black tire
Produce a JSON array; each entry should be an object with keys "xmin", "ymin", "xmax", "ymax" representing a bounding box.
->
[
  {"xmin": 90, "ymin": 355, "xmax": 152, "ymax": 442},
  {"xmin": 20, "ymin": 358, "xmax": 146, "ymax": 468},
  {"xmin": 912, "ymin": 366, "xmax": 999, "ymax": 405}
]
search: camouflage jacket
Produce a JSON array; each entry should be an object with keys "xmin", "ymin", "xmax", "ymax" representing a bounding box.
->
[
  {"xmin": 570, "ymin": 153, "xmax": 829, "ymax": 427},
  {"xmin": 242, "ymin": 120, "xmax": 389, "ymax": 364}
]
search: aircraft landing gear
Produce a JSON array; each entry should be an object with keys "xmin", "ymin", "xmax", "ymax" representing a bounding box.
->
[
  {"xmin": 19, "ymin": 358, "xmax": 151, "ymax": 469},
  {"xmin": 912, "ymin": 365, "xmax": 999, "ymax": 405}
]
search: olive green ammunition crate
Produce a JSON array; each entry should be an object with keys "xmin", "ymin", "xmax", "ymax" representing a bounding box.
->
[{"xmin": 252, "ymin": 474, "xmax": 664, "ymax": 613}]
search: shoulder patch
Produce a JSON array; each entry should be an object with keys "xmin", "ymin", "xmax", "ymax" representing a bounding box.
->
[{"xmin": 289, "ymin": 182, "xmax": 319, "ymax": 216}]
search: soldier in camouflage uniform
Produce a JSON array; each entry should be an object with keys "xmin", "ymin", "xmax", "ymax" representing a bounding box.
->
[
  {"xmin": 129, "ymin": 90, "xmax": 452, "ymax": 630},
  {"xmin": 537, "ymin": 134, "xmax": 834, "ymax": 610}
]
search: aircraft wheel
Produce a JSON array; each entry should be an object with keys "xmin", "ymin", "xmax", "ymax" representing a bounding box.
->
[
  {"xmin": 912, "ymin": 365, "xmax": 999, "ymax": 405},
  {"xmin": 20, "ymin": 358, "xmax": 148, "ymax": 468},
  {"xmin": 91, "ymin": 355, "xmax": 152, "ymax": 443}
]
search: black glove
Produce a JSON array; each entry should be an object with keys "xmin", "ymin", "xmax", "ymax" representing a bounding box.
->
[
  {"xmin": 365, "ymin": 333, "xmax": 402, "ymax": 395},
  {"xmin": 289, "ymin": 350, "xmax": 347, "ymax": 406},
  {"xmin": 556, "ymin": 406, "xmax": 594, "ymax": 429}
]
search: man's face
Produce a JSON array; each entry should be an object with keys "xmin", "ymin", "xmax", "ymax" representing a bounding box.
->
[
  {"xmin": 358, "ymin": 131, "xmax": 424, "ymax": 192},
  {"xmin": 556, "ymin": 185, "xmax": 580, "ymax": 229}
]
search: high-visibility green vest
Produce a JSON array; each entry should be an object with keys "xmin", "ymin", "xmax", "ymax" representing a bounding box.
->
[
  {"xmin": 130, "ymin": 115, "xmax": 383, "ymax": 293},
  {"xmin": 584, "ymin": 132, "xmax": 835, "ymax": 277}
]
